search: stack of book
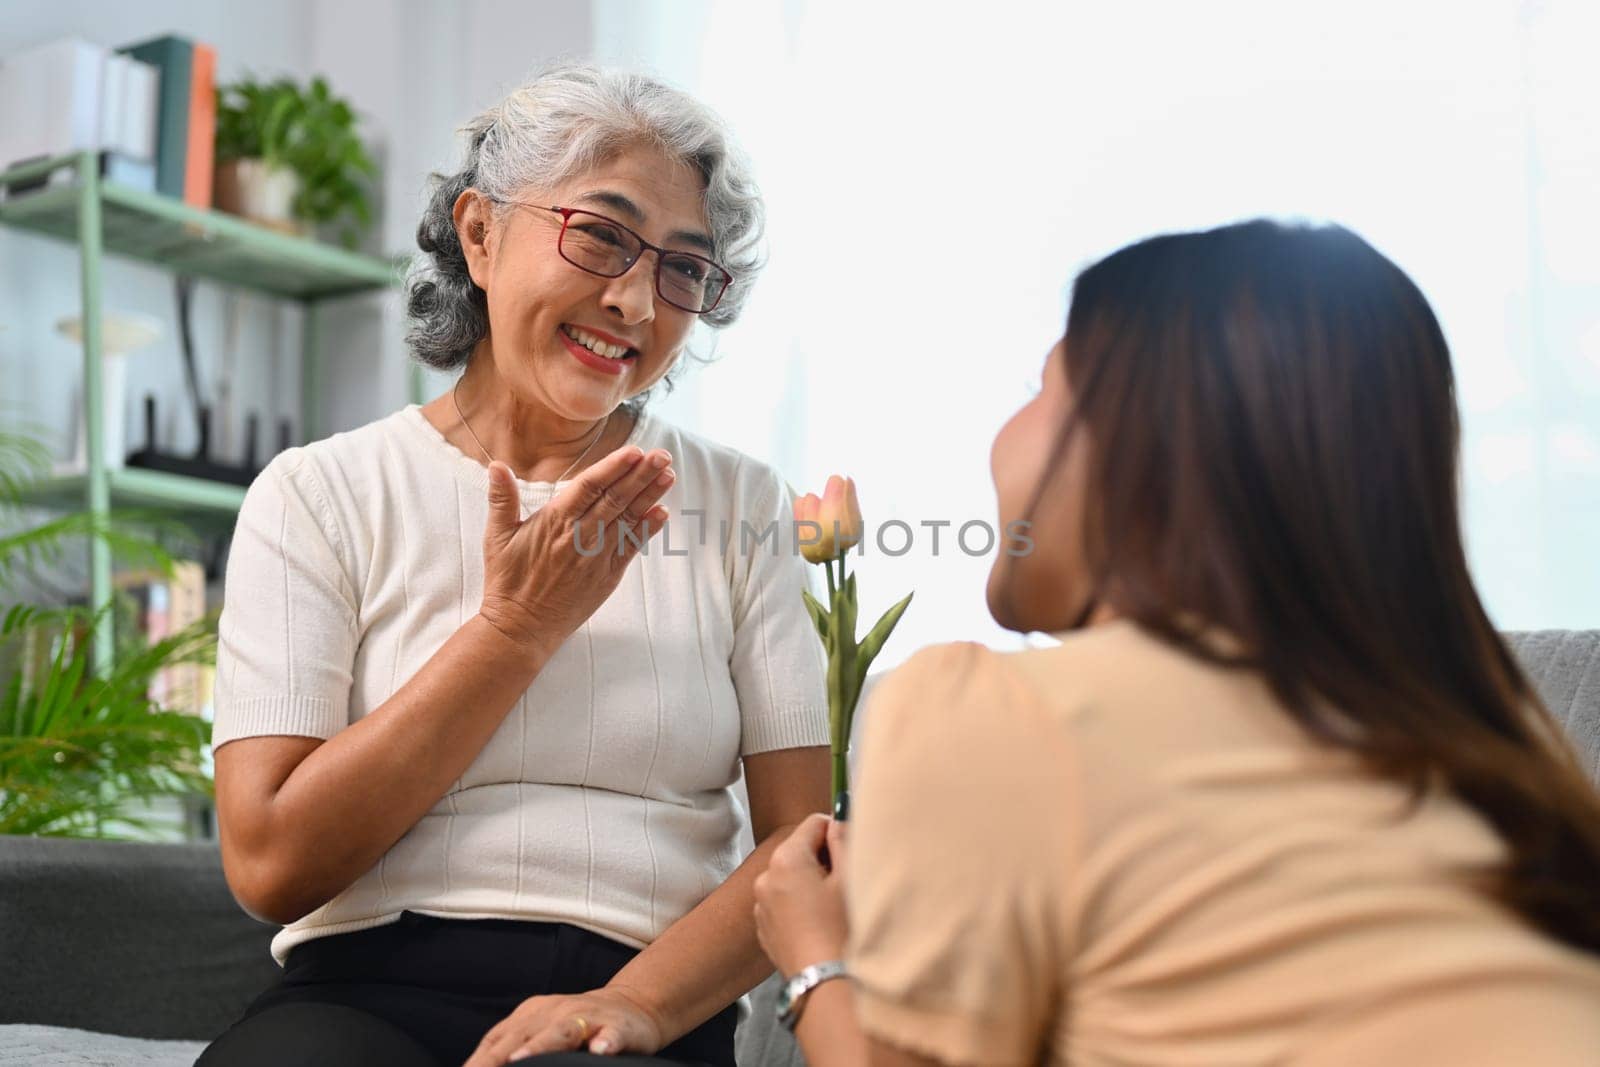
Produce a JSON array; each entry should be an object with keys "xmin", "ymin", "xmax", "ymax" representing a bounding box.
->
[
  {"xmin": 118, "ymin": 34, "xmax": 216, "ymax": 206},
  {"xmin": 0, "ymin": 33, "xmax": 215, "ymax": 205}
]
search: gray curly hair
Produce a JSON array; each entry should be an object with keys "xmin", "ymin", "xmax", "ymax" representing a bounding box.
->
[{"xmin": 404, "ymin": 63, "xmax": 766, "ymax": 378}]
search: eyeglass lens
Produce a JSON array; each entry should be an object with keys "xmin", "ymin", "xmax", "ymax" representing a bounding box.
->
[{"xmin": 559, "ymin": 213, "xmax": 727, "ymax": 313}]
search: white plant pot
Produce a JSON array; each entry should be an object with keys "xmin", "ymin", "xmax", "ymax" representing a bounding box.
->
[{"xmin": 215, "ymin": 158, "xmax": 306, "ymax": 235}]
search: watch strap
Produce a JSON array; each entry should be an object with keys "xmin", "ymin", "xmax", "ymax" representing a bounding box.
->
[{"xmin": 777, "ymin": 959, "xmax": 850, "ymax": 1031}]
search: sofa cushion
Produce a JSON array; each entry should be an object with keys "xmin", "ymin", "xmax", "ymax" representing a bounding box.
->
[
  {"xmin": 0, "ymin": 837, "xmax": 278, "ymax": 1041},
  {"xmin": 0, "ymin": 1024, "xmax": 202, "ymax": 1066},
  {"xmin": 736, "ymin": 974, "xmax": 804, "ymax": 1067}
]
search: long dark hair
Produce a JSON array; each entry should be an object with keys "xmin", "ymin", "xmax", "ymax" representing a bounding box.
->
[{"xmin": 1054, "ymin": 219, "xmax": 1600, "ymax": 952}]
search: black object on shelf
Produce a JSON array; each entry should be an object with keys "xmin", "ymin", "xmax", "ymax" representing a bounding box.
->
[
  {"xmin": 195, "ymin": 404, "xmax": 211, "ymax": 458},
  {"xmin": 243, "ymin": 412, "xmax": 259, "ymax": 471},
  {"xmin": 125, "ymin": 393, "xmax": 282, "ymax": 488}
]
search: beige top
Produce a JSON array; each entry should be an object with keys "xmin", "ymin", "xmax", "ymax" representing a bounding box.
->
[{"xmin": 846, "ymin": 622, "xmax": 1600, "ymax": 1066}]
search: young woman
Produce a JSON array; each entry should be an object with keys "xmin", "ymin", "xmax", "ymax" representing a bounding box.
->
[{"xmin": 754, "ymin": 219, "xmax": 1600, "ymax": 1066}]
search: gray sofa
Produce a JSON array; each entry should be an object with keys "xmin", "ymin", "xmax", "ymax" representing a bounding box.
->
[
  {"xmin": 3, "ymin": 630, "xmax": 1597, "ymax": 1066},
  {"xmin": 0, "ymin": 836, "xmax": 804, "ymax": 1067}
]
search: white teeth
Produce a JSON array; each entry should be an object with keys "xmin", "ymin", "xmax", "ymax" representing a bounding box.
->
[{"xmin": 564, "ymin": 325, "xmax": 631, "ymax": 360}]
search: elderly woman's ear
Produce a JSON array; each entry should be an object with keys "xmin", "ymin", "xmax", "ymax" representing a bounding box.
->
[{"xmin": 453, "ymin": 189, "xmax": 495, "ymax": 289}]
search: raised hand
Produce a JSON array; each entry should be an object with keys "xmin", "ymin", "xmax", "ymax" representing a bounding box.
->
[{"xmin": 478, "ymin": 445, "xmax": 675, "ymax": 653}]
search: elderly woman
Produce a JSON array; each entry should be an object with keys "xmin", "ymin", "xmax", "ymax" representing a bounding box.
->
[
  {"xmin": 753, "ymin": 220, "xmax": 1600, "ymax": 1065},
  {"xmin": 197, "ymin": 65, "xmax": 829, "ymax": 1067}
]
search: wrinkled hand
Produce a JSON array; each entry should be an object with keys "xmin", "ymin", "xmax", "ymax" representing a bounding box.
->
[
  {"xmin": 753, "ymin": 813, "xmax": 850, "ymax": 978},
  {"xmin": 479, "ymin": 443, "xmax": 675, "ymax": 652},
  {"xmin": 461, "ymin": 985, "xmax": 665, "ymax": 1065}
]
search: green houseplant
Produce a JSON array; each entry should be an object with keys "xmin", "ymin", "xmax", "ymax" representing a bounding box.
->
[
  {"xmin": 214, "ymin": 74, "xmax": 377, "ymax": 248},
  {"xmin": 0, "ymin": 427, "xmax": 216, "ymax": 839}
]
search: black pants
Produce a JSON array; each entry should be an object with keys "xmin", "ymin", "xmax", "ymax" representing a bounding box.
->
[{"xmin": 195, "ymin": 911, "xmax": 738, "ymax": 1067}]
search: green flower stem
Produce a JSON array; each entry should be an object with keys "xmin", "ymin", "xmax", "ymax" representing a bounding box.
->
[
  {"xmin": 829, "ymin": 550, "xmax": 859, "ymax": 803},
  {"xmin": 805, "ymin": 546, "xmax": 911, "ymax": 810}
]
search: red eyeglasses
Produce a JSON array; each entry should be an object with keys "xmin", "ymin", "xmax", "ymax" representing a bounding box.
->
[{"xmin": 504, "ymin": 203, "xmax": 734, "ymax": 315}]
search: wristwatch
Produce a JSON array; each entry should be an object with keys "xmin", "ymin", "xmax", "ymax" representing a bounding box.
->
[{"xmin": 775, "ymin": 960, "xmax": 850, "ymax": 1031}]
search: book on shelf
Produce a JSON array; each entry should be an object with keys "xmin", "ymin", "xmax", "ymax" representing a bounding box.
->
[
  {"xmin": 184, "ymin": 42, "xmax": 216, "ymax": 208},
  {"xmin": 0, "ymin": 37, "xmax": 158, "ymax": 179},
  {"xmin": 114, "ymin": 559, "xmax": 214, "ymax": 718},
  {"xmin": 116, "ymin": 34, "xmax": 215, "ymax": 208},
  {"xmin": 104, "ymin": 50, "xmax": 158, "ymax": 163}
]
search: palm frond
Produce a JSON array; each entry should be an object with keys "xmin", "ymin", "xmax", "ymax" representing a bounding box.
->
[
  {"xmin": 0, "ymin": 424, "xmax": 216, "ymax": 841},
  {"xmin": 0, "ymin": 601, "xmax": 216, "ymax": 839},
  {"xmin": 0, "ymin": 509, "xmax": 192, "ymax": 586},
  {"xmin": 0, "ymin": 425, "xmax": 52, "ymax": 505}
]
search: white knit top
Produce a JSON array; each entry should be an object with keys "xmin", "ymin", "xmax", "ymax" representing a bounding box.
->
[{"xmin": 212, "ymin": 405, "xmax": 829, "ymax": 966}]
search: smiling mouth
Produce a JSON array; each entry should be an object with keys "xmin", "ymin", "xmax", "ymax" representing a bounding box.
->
[{"xmin": 561, "ymin": 324, "xmax": 637, "ymax": 361}]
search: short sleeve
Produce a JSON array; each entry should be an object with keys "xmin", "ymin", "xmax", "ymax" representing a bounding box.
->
[
  {"xmin": 846, "ymin": 642, "xmax": 1076, "ymax": 1066},
  {"xmin": 727, "ymin": 463, "xmax": 829, "ymax": 756},
  {"xmin": 211, "ymin": 453, "xmax": 359, "ymax": 749}
]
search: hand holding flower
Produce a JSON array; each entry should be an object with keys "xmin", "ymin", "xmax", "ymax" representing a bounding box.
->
[{"xmin": 753, "ymin": 813, "xmax": 851, "ymax": 977}]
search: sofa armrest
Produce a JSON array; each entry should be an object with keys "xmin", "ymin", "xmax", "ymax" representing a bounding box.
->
[{"xmin": 1505, "ymin": 629, "xmax": 1600, "ymax": 785}]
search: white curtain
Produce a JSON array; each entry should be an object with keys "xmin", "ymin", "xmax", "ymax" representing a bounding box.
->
[{"xmin": 594, "ymin": 0, "xmax": 1600, "ymax": 664}]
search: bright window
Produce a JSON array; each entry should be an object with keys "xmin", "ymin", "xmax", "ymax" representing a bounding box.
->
[{"xmin": 597, "ymin": 0, "xmax": 1600, "ymax": 661}]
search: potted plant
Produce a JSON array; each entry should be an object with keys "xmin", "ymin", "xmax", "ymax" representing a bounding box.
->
[
  {"xmin": 214, "ymin": 74, "xmax": 377, "ymax": 248},
  {"xmin": 0, "ymin": 427, "xmax": 216, "ymax": 839}
]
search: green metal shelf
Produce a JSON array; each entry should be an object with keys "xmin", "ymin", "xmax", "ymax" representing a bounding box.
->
[
  {"xmin": 0, "ymin": 151, "xmax": 407, "ymax": 673},
  {"xmin": 22, "ymin": 467, "xmax": 247, "ymax": 520},
  {"xmin": 0, "ymin": 164, "xmax": 400, "ymax": 300}
]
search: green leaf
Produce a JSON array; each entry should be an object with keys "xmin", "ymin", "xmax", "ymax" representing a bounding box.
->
[
  {"xmin": 0, "ymin": 509, "xmax": 182, "ymax": 587},
  {"xmin": 0, "ymin": 426, "xmax": 51, "ymax": 502},
  {"xmin": 0, "ymin": 604, "xmax": 216, "ymax": 838},
  {"xmin": 834, "ymin": 571, "xmax": 858, "ymax": 649},
  {"xmin": 855, "ymin": 590, "xmax": 914, "ymax": 686},
  {"xmin": 261, "ymin": 92, "xmax": 298, "ymax": 162},
  {"xmin": 801, "ymin": 589, "xmax": 832, "ymax": 652}
]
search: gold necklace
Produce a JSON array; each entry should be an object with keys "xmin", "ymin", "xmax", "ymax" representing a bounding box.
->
[{"xmin": 452, "ymin": 377, "xmax": 608, "ymax": 483}]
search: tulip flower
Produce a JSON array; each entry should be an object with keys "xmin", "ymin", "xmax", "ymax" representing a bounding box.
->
[
  {"xmin": 792, "ymin": 475, "xmax": 912, "ymax": 818},
  {"xmin": 793, "ymin": 475, "xmax": 864, "ymax": 564}
]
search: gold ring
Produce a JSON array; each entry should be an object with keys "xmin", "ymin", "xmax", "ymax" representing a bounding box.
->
[{"xmin": 572, "ymin": 1015, "xmax": 590, "ymax": 1041}]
